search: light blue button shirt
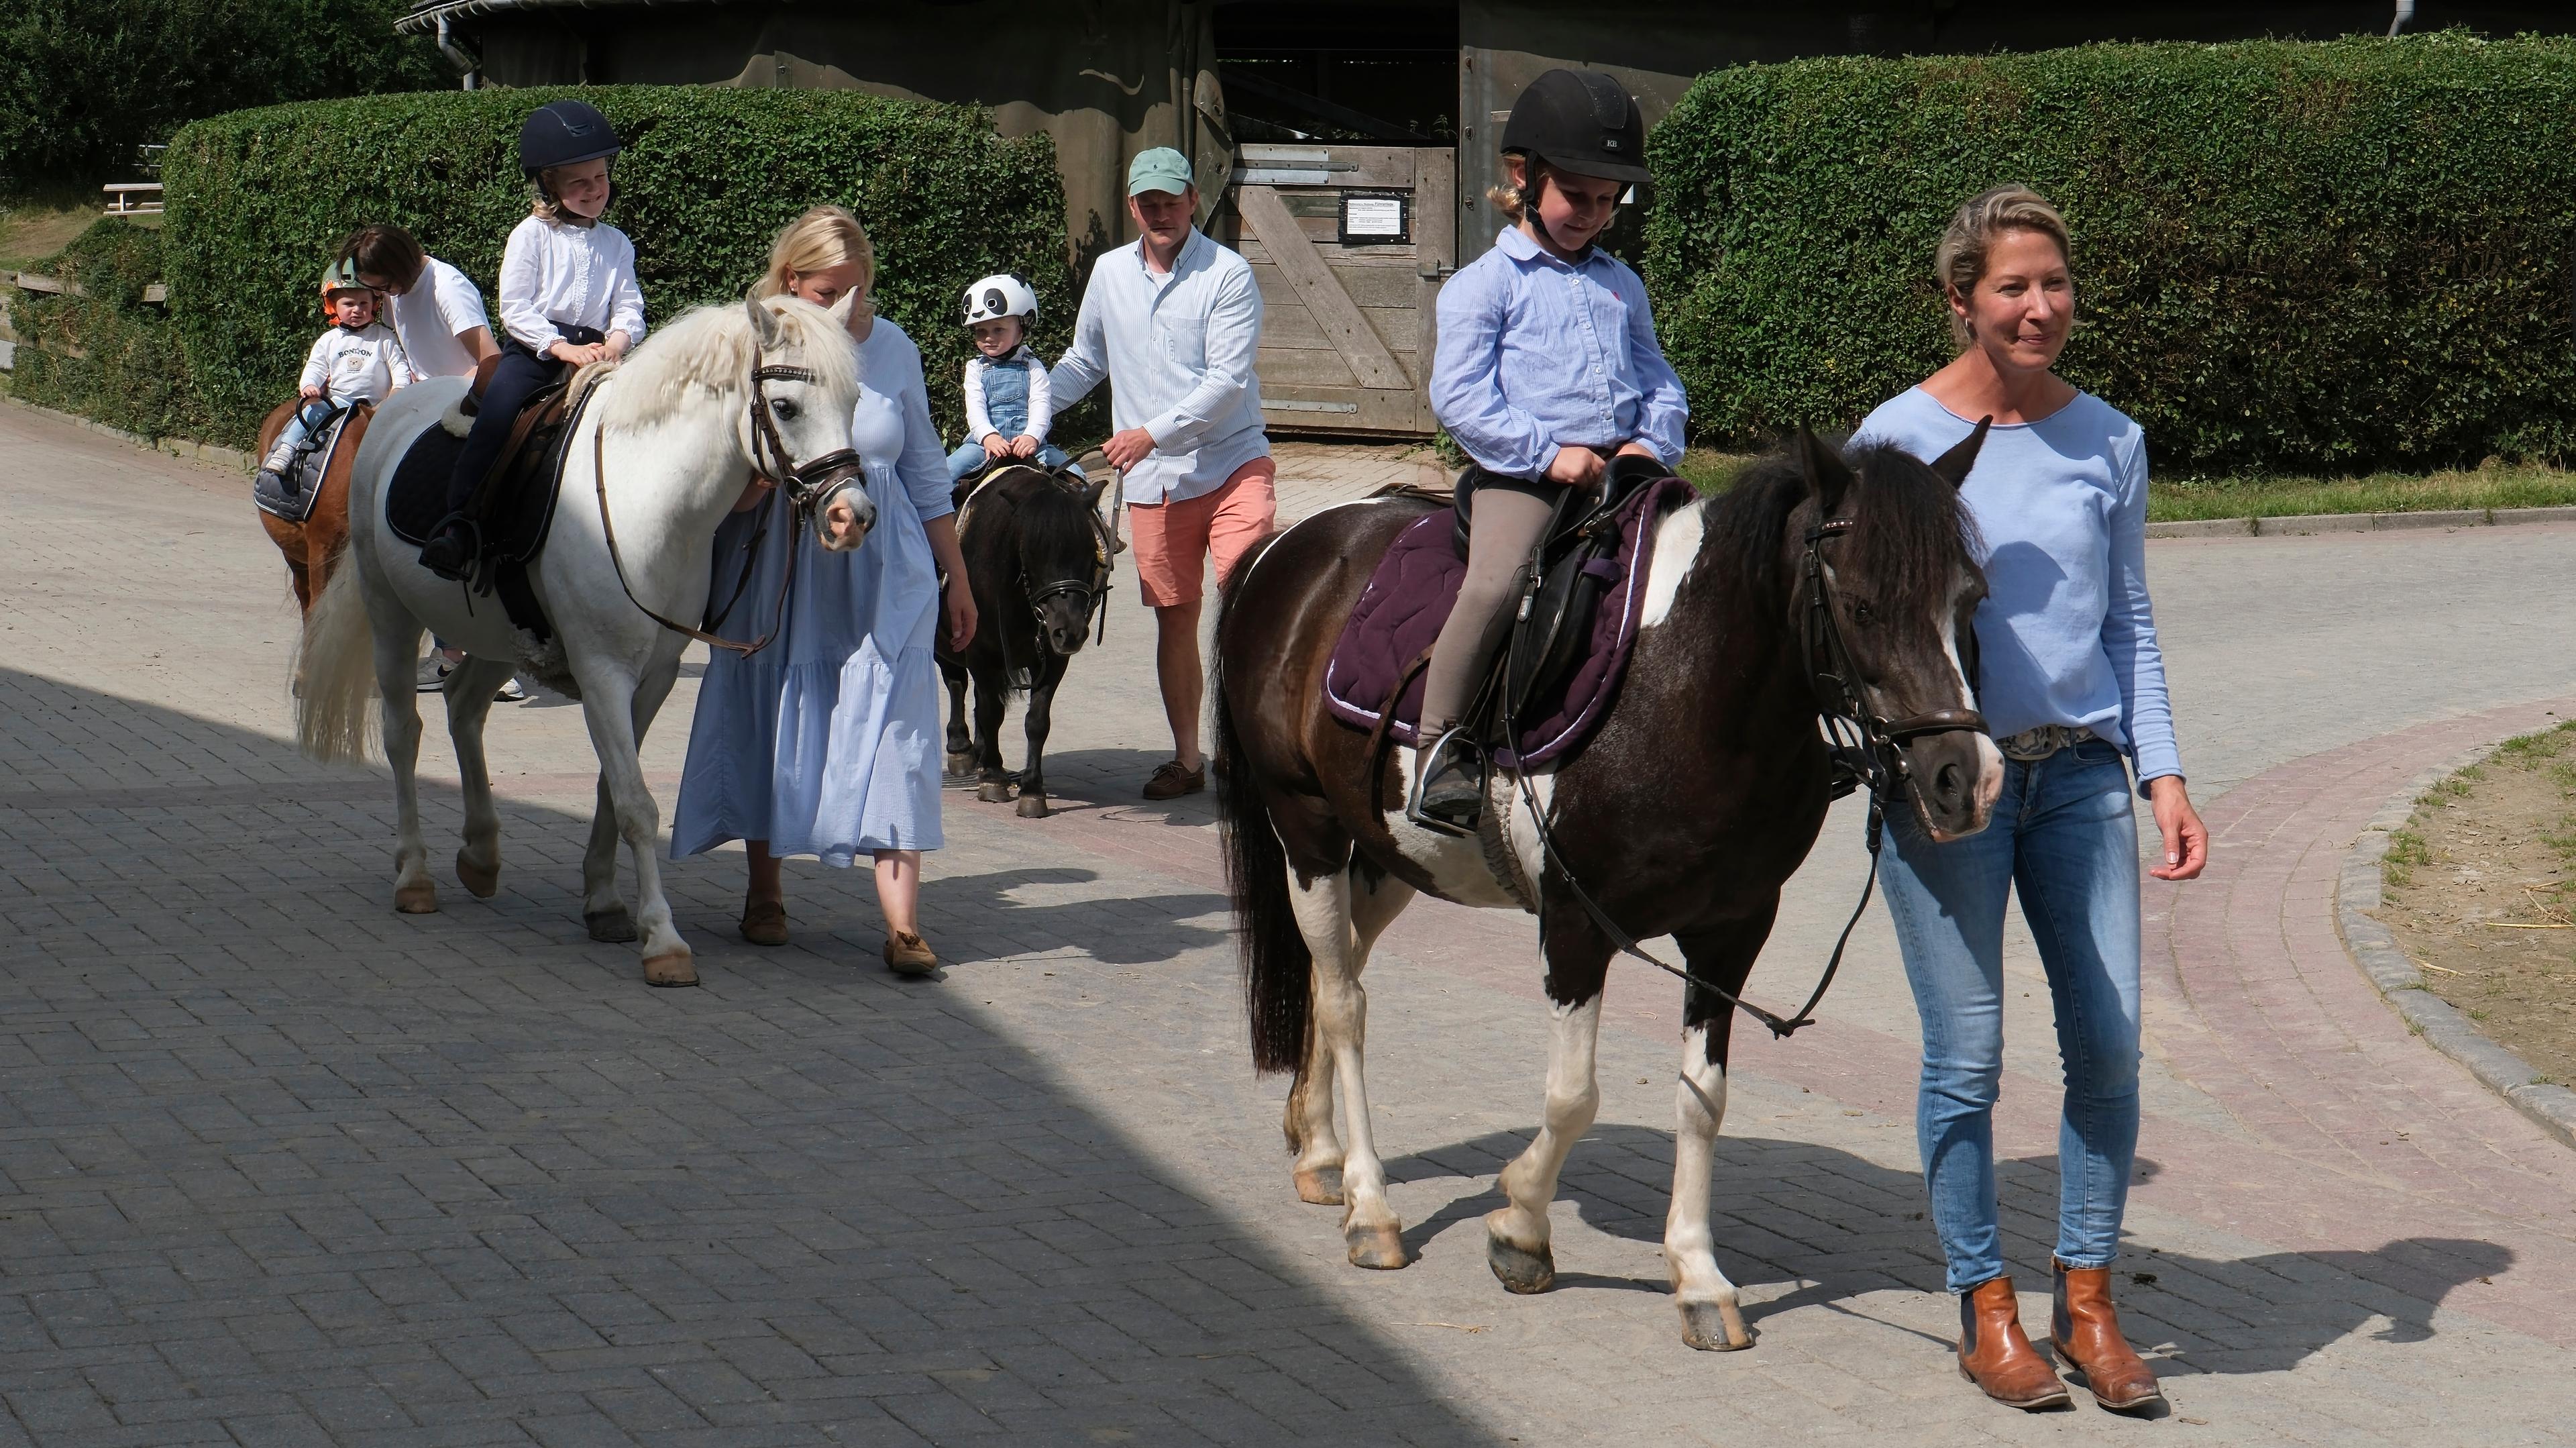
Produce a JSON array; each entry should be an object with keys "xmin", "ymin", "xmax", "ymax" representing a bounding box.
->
[
  {"xmin": 1430, "ymin": 226, "xmax": 1688, "ymax": 478},
  {"xmin": 1857, "ymin": 386, "xmax": 2183, "ymax": 793},
  {"xmin": 1049, "ymin": 228, "xmax": 1269, "ymax": 505}
]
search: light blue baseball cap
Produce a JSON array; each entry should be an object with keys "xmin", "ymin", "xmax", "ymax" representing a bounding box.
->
[{"xmin": 1127, "ymin": 146, "xmax": 1195, "ymax": 198}]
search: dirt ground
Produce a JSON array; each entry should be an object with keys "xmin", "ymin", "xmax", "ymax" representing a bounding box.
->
[{"xmin": 2375, "ymin": 720, "xmax": 2576, "ymax": 1086}]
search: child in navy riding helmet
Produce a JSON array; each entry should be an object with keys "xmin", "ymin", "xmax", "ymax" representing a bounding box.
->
[
  {"xmin": 1411, "ymin": 67, "xmax": 1687, "ymax": 834},
  {"xmin": 256, "ymin": 256, "xmax": 417, "ymax": 489},
  {"xmin": 418, "ymin": 98, "xmax": 648, "ymax": 580},
  {"xmin": 947, "ymin": 272, "xmax": 1079, "ymax": 485}
]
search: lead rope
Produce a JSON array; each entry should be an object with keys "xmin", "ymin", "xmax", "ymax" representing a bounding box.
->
[{"xmin": 1495, "ymin": 517, "xmax": 1895, "ymax": 1039}]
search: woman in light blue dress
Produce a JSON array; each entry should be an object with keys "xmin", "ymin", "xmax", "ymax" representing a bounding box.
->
[{"xmin": 674, "ymin": 205, "xmax": 977, "ymax": 974}]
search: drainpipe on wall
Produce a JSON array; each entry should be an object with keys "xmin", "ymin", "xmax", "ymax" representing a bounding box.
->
[
  {"xmin": 437, "ymin": 15, "xmax": 482, "ymax": 91},
  {"xmin": 2389, "ymin": 1, "xmax": 2416, "ymax": 36}
]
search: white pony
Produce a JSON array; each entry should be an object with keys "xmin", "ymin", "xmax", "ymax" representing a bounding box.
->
[{"xmin": 295, "ymin": 294, "xmax": 873, "ymax": 986}]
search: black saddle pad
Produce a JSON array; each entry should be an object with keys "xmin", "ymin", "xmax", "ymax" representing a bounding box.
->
[
  {"xmin": 252, "ymin": 409, "xmax": 353, "ymax": 523},
  {"xmin": 384, "ymin": 392, "xmax": 584, "ymax": 564}
]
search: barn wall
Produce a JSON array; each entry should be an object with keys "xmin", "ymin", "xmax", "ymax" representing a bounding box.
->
[{"xmin": 466, "ymin": 0, "xmax": 1230, "ymax": 277}]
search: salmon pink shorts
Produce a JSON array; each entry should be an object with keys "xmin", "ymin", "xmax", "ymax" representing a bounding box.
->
[{"xmin": 1126, "ymin": 456, "xmax": 1277, "ymax": 607}]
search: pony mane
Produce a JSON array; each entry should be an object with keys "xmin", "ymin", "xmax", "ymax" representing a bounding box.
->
[
  {"xmin": 1000, "ymin": 468, "xmax": 1108, "ymax": 566},
  {"xmin": 594, "ymin": 296, "xmax": 859, "ymax": 432},
  {"xmin": 1709, "ymin": 437, "xmax": 1982, "ymax": 612}
]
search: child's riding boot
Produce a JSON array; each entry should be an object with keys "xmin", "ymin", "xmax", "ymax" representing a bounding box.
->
[
  {"xmin": 1407, "ymin": 725, "xmax": 1485, "ymax": 836},
  {"xmin": 419, "ymin": 515, "xmax": 478, "ymax": 582}
]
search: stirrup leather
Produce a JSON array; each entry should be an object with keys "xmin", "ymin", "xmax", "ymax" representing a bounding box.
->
[{"xmin": 1407, "ymin": 725, "xmax": 1487, "ymax": 837}]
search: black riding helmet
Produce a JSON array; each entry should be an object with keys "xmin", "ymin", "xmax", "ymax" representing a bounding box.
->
[
  {"xmin": 519, "ymin": 99, "xmax": 623, "ymax": 178},
  {"xmin": 1500, "ymin": 68, "xmax": 1649, "ymax": 186}
]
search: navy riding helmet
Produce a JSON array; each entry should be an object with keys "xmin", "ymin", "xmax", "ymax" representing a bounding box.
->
[
  {"xmin": 518, "ymin": 99, "xmax": 623, "ymax": 179},
  {"xmin": 1499, "ymin": 68, "xmax": 1648, "ymax": 186}
]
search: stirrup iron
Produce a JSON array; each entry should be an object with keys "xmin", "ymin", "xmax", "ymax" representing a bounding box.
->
[{"xmin": 1407, "ymin": 725, "xmax": 1486, "ymax": 837}]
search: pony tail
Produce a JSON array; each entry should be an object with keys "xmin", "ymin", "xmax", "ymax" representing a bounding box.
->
[{"xmin": 1213, "ymin": 546, "xmax": 1316, "ymax": 1075}]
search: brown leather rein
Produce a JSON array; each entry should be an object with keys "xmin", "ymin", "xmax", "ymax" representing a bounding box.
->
[{"xmin": 592, "ymin": 346, "xmax": 867, "ymax": 657}]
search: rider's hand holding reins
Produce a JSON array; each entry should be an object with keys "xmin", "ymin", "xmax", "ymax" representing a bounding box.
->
[
  {"xmin": 2147, "ymin": 775, "xmax": 2209, "ymax": 881},
  {"xmin": 1544, "ymin": 444, "xmax": 1606, "ymax": 490}
]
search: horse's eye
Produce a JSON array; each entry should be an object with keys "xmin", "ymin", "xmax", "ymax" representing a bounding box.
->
[
  {"xmin": 1851, "ymin": 601, "xmax": 1875, "ymax": 625},
  {"xmin": 771, "ymin": 399, "xmax": 800, "ymax": 421}
]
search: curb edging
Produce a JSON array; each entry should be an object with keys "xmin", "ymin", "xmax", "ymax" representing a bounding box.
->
[
  {"xmin": 0, "ymin": 395, "xmax": 253, "ymax": 474},
  {"xmin": 2337, "ymin": 745, "xmax": 2576, "ymax": 1151},
  {"xmin": 2147, "ymin": 504, "xmax": 2576, "ymax": 539}
]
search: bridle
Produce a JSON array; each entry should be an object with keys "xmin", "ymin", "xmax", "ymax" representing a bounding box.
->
[
  {"xmin": 594, "ymin": 340, "xmax": 869, "ymax": 656},
  {"xmin": 1494, "ymin": 497, "xmax": 1990, "ymax": 1040},
  {"xmin": 960, "ymin": 468, "xmax": 1118, "ymax": 651}
]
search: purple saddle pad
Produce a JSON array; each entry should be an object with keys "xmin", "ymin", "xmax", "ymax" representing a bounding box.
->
[{"xmin": 1323, "ymin": 476, "xmax": 1693, "ymax": 769}]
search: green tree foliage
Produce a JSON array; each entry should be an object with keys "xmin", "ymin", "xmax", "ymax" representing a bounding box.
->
[
  {"xmin": 0, "ymin": 1, "xmax": 447, "ymax": 191},
  {"xmin": 161, "ymin": 86, "xmax": 1073, "ymax": 447},
  {"xmin": 5, "ymin": 217, "xmax": 208, "ymax": 439},
  {"xmin": 1644, "ymin": 33, "xmax": 2576, "ymax": 476}
]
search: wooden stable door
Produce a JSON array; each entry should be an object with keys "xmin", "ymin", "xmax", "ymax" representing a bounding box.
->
[{"xmin": 1224, "ymin": 144, "xmax": 1456, "ymax": 437}]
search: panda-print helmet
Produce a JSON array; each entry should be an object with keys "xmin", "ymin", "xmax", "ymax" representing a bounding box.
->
[{"xmin": 959, "ymin": 272, "xmax": 1039, "ymax": 328}]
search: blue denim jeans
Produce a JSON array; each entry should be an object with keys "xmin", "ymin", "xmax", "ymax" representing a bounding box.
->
[
  {"xmin": 947, "ymin": 440, "xmax": 1074, "ymax": 482},
  {"xmin": 1876, "ymin": 737, "xmax": 2143, "ymax": 1292}
]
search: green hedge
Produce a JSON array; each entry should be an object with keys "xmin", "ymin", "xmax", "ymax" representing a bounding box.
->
[
  {"xmin": 5, "ymin": 217, "xmax": 209, "ymax": 439},
  {"xmin": 163, "ymin": 87, "xmax": 1074, "ymax": 448},
  {"xmin": 1644, "ymin": 33, "xmax": 2576, "ymax": 476}
]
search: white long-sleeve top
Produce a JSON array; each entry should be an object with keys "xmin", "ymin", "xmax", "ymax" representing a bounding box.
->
[
  {"xmin": 1048, "ymin": 227, "xmax": 1267, "ymax": 505},
  {"xmin": 962, "ymin": 347, "xmax": 1054, "ymax": 444},
  {"xmin": 496, "ymin": 213, "xmax": 647, "ymax": 355},
  {"xmin": 297, "ymin": 321, "xmax": 415, "ymax": 404}
]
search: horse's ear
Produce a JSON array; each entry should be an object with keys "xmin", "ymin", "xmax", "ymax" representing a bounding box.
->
[
  {"xmin": 828, "ymin": 289, "xmax": 856, "ymax": 325},
  {"xmin": 1082, "ymin": 475, "xmax": 1109, "ymax": 509},
  {"xmin": 744, "ymin": 293, "xmax": 782, "ymax": 348},
  {"xmin": 1928, "ymin": 417, "xmax": 1992, "ymax": 489},
  {"xmin": 1795, "ymin": 426, "xmax": 1853, "ymax": 514}
]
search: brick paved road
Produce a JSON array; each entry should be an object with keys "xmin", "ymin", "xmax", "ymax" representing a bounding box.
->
[{"xmin": 3, "ymin": 400, "xmax": 2575, "ymax": 1446}]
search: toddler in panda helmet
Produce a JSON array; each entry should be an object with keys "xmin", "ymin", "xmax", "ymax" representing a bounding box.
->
[{"xmin": 947, "ymin": 272, "xmax": 1080, "ymax": 484}]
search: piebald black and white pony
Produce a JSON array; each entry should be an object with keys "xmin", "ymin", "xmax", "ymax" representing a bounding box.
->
[
  {"xmin": 938, "ymin": 464, "xmax": 1114, "ymax": 818},
  {"xmin": 1213, "ymin": 429, "xmax": 2002, "ymax": 1350}
]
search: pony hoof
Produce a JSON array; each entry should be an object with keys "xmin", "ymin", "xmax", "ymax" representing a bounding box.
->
[
  {"xmin": 642, "ymin": 950, "xmax": 698, "ymax": 988},
  {"xmin": 1294, "ymin": 1166, "xmax": 1345, "ymax": 1206},
  {"xmin": 394, "ymin": 882, "xmax": 438, "ymax": 914},
  {"xmin": 977, "ymin": 780, "xmax": 1014, "ymax": 804},
  {"xmin": 585, "ymin": 907, "xmax": 638, "ymax": 943},
  {"xmin": 455, "ymin": 851, "xmax": 500, "ymax": 899},
  {"xmin": 1487, "ymin": 1235, "xmax": 1556, "ymax": 1294},
  {"xmin": 1679, "ymin": 1299, "xmax": 1754, "ymax": 1351},
  {"xmin": 1015, "ymin": 793, "xmax": 1051, "ymax": 819},
  {"xmin": 1344, "ymin": 1221, "xmax": 1409, "ymax": 1271},
  {"xmin": 945, "ymin": 751, "xmax": 977, "ymax": 779}
]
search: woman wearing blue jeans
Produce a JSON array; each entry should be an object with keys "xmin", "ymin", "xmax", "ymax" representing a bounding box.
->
[{"xmin": 1858, "ymin": 186, "xmax": 2209, "ymax": 1414}]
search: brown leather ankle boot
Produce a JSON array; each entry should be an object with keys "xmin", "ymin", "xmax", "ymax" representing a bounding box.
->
[
  {"xmin": 2051, "ymin": 1259, "xmax": 2164, "ymax": 1411},
  {"xmin": 1957, "ymin": 1276, "xmax": 2071, "ymax": 1410}
]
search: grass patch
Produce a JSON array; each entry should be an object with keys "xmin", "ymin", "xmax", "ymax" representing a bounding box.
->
[
  {"xmin": 1676, "ymin": 447, "xmax": 2576, "ymax": 522},
  {"xmin": 0, "ymin": 196, "xmax": 101, "ymax": 276},
  {"xmin": 2149, "ymin": 465, "xmax": 2576, "ymax": 521}
]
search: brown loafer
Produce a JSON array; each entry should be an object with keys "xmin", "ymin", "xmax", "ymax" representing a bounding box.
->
[
  {"xmin": 1957, "ymin": 1276, "xmax": 2071, "ymax": 1410},
  {"xmin": 884, "ymin": 930, "xmax": 938, "ymax": 976},
  {"xmin": 740, "ymin": 899, "xmax": 788, "ymax": 947},
  {"xmin": 2052, "ymin": 1259, "xmax": 2164, "ymax": 1412},
  {"xmin": 1142, "ymin": 759, "xmax": 1205, "ymax": 800}
]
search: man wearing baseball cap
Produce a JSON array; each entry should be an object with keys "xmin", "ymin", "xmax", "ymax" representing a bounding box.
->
[{"xmin": 1051, "ymin": 146, "xmax": 1273, "ymax": 800}]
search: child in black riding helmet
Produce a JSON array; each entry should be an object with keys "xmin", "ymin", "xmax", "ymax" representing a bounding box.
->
[
  {"xmin": 418, "ymin": 99, "xmax": 647, "ymax": 580},
  {"xmin": 256, "ymin": 257, "xmax": 417, "ymax": 490},
  {"xmin": 1413, "ymin": 68, "xmax": 1688, "ymax": 833}
]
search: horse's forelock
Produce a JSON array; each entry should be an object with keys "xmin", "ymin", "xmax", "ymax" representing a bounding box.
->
[
  {"xmin": 1843, "ymin": 443, "xmax": 1983, "ymax": 617},
  {"xmin": 594, "ymin": 297, "xmax": 859, "ymax": 433},
  {"xmin": 999, "ymin": 470, "xmax": 1109, "ymax": 570}
]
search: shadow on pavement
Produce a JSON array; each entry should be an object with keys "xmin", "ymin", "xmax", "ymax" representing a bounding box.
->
[
  {"xmin": 0, "ymin": 670, "xmax": 1505, "ymax": 1448},
  {"xmin": 1379, "ymin": 1124, "xmax": 2513, "ymax": 1383}
]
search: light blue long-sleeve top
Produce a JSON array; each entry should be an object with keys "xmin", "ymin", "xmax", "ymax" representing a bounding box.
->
[
  {"xmin": 1856, "ymin": 386, "xmax": 2183, "ymax": 792},
  {"xmin": 1430, "ymin": 226, "xmax": 1688, "ymax": 477},
  {"xmin": 1049, "ymin": 227, "xmax": 1269, "ymax": 505},
  {"xmin": 672, "ymin": 318, "xmax": 954, "ymax": 863}
]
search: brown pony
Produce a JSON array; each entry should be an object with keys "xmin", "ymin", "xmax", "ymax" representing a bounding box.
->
[
  {"xmin": 254, "ymin": 399, "xmax": 371, "ymax": 614},
  {"xmin": 1212, "ymin": 429, "xmax": 2002, "ymax": 1351}
]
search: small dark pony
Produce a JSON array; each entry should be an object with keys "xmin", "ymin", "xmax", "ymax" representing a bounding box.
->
[
  {"xmin": 1212, "ymin": 428, "xmax": 2002, "ymax": 1351},
  {"xmin": 938, "ymin": 463, "xmax": 1114, "ymax": 818}
]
